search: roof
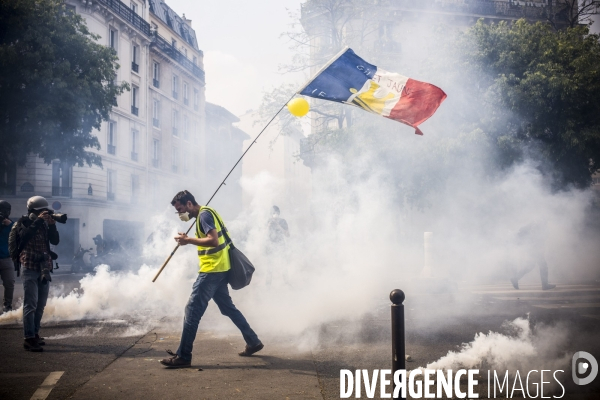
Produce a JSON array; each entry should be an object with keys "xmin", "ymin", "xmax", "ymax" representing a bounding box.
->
[
  {"xmin": 149, "ymin": 0, "xmax": 199, "ymax": 50},
  {"xmin": 205, "ymin": 102, "xmax": 240, "ymax": 123}
]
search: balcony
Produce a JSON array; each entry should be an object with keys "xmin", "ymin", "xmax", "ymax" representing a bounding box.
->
[
  {"xmin": 107, "ymin": 192, "xmax": 115, "ymax": 201},
  {"xmin": 97, "ymin": 0, "xmax": 151, "ymax": 36},
  {"xmin": 172, "ymin": 91, "xmax": 178, "ymax": 99},
  {"xmin": 132, "ymin": 62, "xmax": 139, "ymax": 73},
  {"xmin": 152, "ymin": 158, "xmax": 159, "ymax": 168},
  {"xmin": 131, "ymin": 105, "xmax": 139, "ymax": 116},
  {"xmin": 131, "ymin": 152, "xmax": 138, "ymax": 162},
  {"xmin": 52, "ymin": 186, "xmax": 72, "ymax": 197},
  {"xmin": 108, "ymin": 144, "xmax": 116, "ymax": 155},
  {"xmin": 151, "ymin": 34, "xmax": 206, "ymax": 82},
  {"xmin": 153, "ymin": 118, "xmax": 160, "ymax": 128},
  {"xmin": 153, "ymin": 79, "xmax": 160, "ymax": 88},
  {"xmin": 172, "ymin": 127, "xmax": 178, "ymax": 136}
]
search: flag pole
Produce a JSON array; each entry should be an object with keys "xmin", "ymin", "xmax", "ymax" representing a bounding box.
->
[
  {"xmin": 296, "ymin": 46, "xmax": 349, "ymax": 94},
  {"xmin": 152, "ymin": 92, "xmax": 299, "ymax": 282}
]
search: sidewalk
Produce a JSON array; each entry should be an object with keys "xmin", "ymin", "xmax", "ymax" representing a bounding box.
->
[{"xmin": 69, "ymin": 329, "xmax": 323, "ymax": 400}]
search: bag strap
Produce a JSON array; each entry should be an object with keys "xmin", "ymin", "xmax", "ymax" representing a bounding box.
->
[{"xmin": 201, "ymin": 208, "xmax": 235, "ymax": 249}]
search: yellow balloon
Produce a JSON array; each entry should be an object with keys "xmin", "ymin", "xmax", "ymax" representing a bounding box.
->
[{"xmin": 287, "ymin": 97, "xmax": 310, "ymax": 117}]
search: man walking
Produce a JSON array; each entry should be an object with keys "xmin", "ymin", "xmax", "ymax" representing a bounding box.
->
[
  {"xmin": 0, "ymin": 200, "xmax": 15, "ymax": 314},
  {"xmin": 161, "ymin": 190, "xmax": 263, "ymax": 368},
  {"xmin": 9, "ymin": 196, "xmax": 59, "ymax": 351}
]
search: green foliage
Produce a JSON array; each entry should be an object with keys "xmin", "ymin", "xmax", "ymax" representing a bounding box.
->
[
  {"xmin": 463, "ymin": 19, "xmax": 600, "ymax": 188},
  {"xmin": 0, "ymin": 0, "xmax": 128, "ymax": 172}
]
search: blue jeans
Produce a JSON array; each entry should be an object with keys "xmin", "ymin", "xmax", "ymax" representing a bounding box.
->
[
  {"xmin": 22, "ymin": 269, "xmax": 49, "ymax": 339},
  {"xmin": 176, "ymin": 271, "xmax": 260, "ymax": 361}
]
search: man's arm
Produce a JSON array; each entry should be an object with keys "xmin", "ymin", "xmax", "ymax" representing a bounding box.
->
[
  {"xmin": 48, "ymin": 224, "xmax": 59, "ymax": 245},
  {"xmin": 175, "ymin": 229, "xmax": 219, "ymax": 247}
]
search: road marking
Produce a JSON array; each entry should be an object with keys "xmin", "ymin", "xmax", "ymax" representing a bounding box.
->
[{"xmin": 30, "ymin": 371, "xmax": 64, "ymax": 400}]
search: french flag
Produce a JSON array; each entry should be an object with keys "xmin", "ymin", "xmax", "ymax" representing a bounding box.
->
[{"xmin": 299, "ymin": 48, "xmax": 447, "ymax": 135}]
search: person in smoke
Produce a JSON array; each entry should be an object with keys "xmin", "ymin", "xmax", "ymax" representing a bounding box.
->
[
  {"xmin": 267, "ymin": 205, "xmax": 289, "ymax": 245},
  {"xmin": 8, "ymin": 196, "xmax": 59, "ymax": 352},
  {"xmin": 509, "ymin": 223, "xmax": 556, "ymax": 290},
  {"xmin": 160, "ymin": 190, "xmax": 263, "ymax": 368},
  {"xmin": 0, "ymin": 200, "xmax": 16, "ymax": 314}
]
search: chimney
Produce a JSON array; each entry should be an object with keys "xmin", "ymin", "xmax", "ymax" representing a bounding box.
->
[{"xmin": 182, "ymin": 13, "xmax": 192, "ymax": 28}]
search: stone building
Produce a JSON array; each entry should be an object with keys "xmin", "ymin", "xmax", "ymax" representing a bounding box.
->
[{"xmin": 1, "ymin": 0, "xmax": 207, "ymax": 265}]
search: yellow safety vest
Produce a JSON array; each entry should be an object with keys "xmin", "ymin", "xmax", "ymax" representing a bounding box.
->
[{"xmin": 195, "ymin": 206, "xmax": 231, "ymax": 273}]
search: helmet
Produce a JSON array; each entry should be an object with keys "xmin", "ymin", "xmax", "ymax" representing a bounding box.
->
[{"xmin": 27, "ymin": 196, "xmax": 49, "ymax": 211}]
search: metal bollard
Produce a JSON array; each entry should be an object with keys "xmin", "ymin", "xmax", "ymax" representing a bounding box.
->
[{"xmin": 390, "ymin": 289, "xmax": 406, "ymax": 400}]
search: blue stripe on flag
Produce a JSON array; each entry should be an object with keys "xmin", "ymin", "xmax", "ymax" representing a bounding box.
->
[{"xmin": 300, "ymin": 49, "xmax": 377, "ymax": 103}]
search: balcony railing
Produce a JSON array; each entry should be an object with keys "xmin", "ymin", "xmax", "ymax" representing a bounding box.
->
[
  {"xmin": 151, "ymin": 34, "xmax": 206, "ymax": 82},
  {"xmin": 97, "ymin": 0, "xmax": 151, "ymax": 36},
  {"xmin": 152, "ymin": 158, "xmax": 159, "ymax": 168},
  {"xmin": 131, "ymin": 152, "xmax": 138, "ymax": 162},
  {"xmin": 132, "ymin": 62, "xmax": 139, "ymax": 73},
  {"xmin": 153, "ymin": 79, "xmax": 160, "ymax": 88},
  {"xmin": 131, "ymin": 105, "xmax": 139, "ymax": 116},
  {"xmin": 52, "ymin": 186, "xmax": 72, "ymax": 197},
  {"xmin": 107, "ymin": 192, "xmax": 115, "ymax": 201},
  {"xmin": 153, "ymin": 118, "xmax": 160, "ymax": 128},
  {"xmin": 108, "ymin": 144, "xmax": 116, "ymax": 155}
]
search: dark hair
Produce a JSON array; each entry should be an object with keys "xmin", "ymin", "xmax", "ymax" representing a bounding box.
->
[{"xmin": 171, "ymin": 190, "xmax": 198, "ymax": 206}]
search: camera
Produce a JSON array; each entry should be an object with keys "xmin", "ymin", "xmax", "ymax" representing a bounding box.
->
[{"xmin": 47, "ymin": 210, "xmax": 68, "ymax": 224}]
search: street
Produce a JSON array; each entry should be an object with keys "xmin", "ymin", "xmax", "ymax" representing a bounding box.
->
[{"xmin": 1, "ymin": 272, "xmax": 599, "ymax": 399}]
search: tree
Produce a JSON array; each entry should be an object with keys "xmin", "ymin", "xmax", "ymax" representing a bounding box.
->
[
  {"xmin": 0, "ymin": 0, "xmax": 128, "ymax": 191},
  {"xmin": 462, "ymin": 19, "xmax": 600, "ymax": 188},
  {"xmin": 547, "ymin": 0, "xmax": 600, "ymax": 30}
]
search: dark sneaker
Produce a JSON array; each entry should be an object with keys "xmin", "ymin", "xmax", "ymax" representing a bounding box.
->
[
  {"xmin": 510, "ymin": 278, "xmax": 519, "ymax": 290},
  {"xmin": 160, "ymin": 351, "xmax": 191, "ymax": 369},
  {"xmin": 239, "ymin": 342, "xmax": 264, "ymax": 357},
  {"xmin": 35, "ymin": 334, "xmax": 45, "ymax": 346},
  {"xmin": 24, "ymin": 338, "xmax": 43, "ymax": 352},
  {"xmin": 542, "ymin": 284, "xmax": 556, "ymax": 290},
  {"xmin": 2, "ymin": 305, "xmax": 12, "ymax": 314}
]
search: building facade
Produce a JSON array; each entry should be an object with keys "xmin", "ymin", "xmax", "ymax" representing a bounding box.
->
[{"xmin": 1, "ymin": 0, "xmax": 207, "ymax": 264}]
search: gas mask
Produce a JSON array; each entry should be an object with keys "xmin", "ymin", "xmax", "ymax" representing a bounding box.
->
[{"xmin": 178, "ymin": 212, "xmax": 191, "ymax": 222}]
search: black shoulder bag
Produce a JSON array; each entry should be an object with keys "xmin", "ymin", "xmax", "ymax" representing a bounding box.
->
[{"xmin": 204, "ymin": 209, "xmax": 255, "ymax": 290}]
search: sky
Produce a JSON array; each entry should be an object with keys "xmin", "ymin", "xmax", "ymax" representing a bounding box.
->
[{"xmin": 166, "ymin": 0, "xmax": 305, "ymax": 116}]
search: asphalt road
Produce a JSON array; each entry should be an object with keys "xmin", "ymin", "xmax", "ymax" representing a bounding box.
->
[{"xmin": 1, "ymin": 273, "xmax": 600, "ymax": 399}]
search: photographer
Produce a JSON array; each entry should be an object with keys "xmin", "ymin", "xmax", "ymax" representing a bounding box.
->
[
  {"xmin": 9, "ymin": 196, "xmax": 60, "ymax": 352},
  {"xmin": 0, "ymin": 200, "xmax": 15, "ymax": 314}
]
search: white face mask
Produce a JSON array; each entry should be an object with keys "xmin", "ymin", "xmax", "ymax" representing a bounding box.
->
[{"xmin": 178, "ymin": 212, "xmax": 191, "ymax": 222}]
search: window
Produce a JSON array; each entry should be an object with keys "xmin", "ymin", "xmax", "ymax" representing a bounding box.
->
[
  {"xmin": 107, "ymin": 170, "xmax": 116, "ymax": 201},
  {"xmin": 108, "ymin": 121, "xmax": 116, "ymax": 154},
  {"xmin": 172, "ymin": 147, "xmax": 178, "ymax": 173},
  {"xmin": 51, "ymin": 161, "xmax": 72, "ymax": 197},
  {"xmin": 172, "ymin": 38, "xmax": 177, "ymax": 48},
  {"xmin": 152, "ymin": 61, "xmax": 160, "ymax": 88},
  {"xmin": 131, "ymin": 44, "xmax": 139, "ymax": 73},
  {"xmin": 172, "ymin": 109, "xmax": 179, "ymax": 136},
  {"xmin": 131, "ymin": 86, "xmax": 139, "ymax": 115},
  {"xmin": 193, "ymin": 56, "xmax": 197, "ymax": 65},
  {"xmin": 183, "ymin": 82, "xmax": 189, "ymax": 105},
  {"xmin": 172, "ymin": 75, "xmax": 179, "ymax": 99},
  {"xmin": 183, "ymin": 115, "xmax": 189, "ymax": 140},
  {"xmin": 131, "ymin": 174, "xmax": 140, "ymax": 203},
  {"xmin": 184, "ymin": 48, "xmax": 188, "ymax": 57},
  {"xmin": 153, "ymin": 99, "xmax": 160, "ymax": 127},
  {"xmin": 183, "ymin": 151, "xmax": 189, "ymax": 175},
  {"xmin": 130, "ymin": 1, "xmax": 138, "ymax": 14},
  {"xmin": 193, "ymin": 89, "xmax": 199, "ymax": 111},
  {"xmin": 152, "ymin": 139, "xmax": 160, "ymax": 168},
  {"xmin": 131, "ymin": 130, "xmax": 138, "ymax": 161},
  {"xmin": 109, "ymin": 28, "xmax": 118, "ymax": 50}
]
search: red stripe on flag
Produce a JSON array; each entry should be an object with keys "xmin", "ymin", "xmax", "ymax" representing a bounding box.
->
[{"xmin": 387, "ymin": 78, "xmax": 447, "ymax": 135}]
